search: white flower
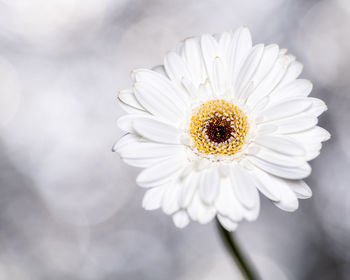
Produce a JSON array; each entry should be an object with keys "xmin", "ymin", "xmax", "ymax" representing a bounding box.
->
[{"xmin": 114, "ymin": 26, "xmax": 330, "ymax": 231}]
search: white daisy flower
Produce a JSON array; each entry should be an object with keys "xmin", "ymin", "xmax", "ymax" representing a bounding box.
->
[{"xmin": 114, "ymin": 26, "xmax": 330, "ymax": 231}]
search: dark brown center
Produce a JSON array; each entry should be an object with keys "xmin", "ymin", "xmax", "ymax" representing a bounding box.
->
[{"xmin": 206, "ymin": 116, "xmax": 234, "ymax": 143}]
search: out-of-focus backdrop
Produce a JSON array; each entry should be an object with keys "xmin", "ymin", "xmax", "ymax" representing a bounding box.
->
[{"xmin": 0, "ymin": 0, "xmax": 349, "ymax": 279}]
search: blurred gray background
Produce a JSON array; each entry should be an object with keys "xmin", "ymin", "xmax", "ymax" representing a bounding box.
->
[{"xmin": 0, "ymin": 0, "xmax": 349, "ymax": 279}]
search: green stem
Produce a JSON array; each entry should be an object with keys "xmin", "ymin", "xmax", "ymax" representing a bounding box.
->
[{"xmin": 216, "ymin": 218, "xmax": 259, "ymax": 280}]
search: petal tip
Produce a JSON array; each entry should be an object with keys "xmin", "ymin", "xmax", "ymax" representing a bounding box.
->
[{"xmin": 173, "ymin": 211, "xmax": 190, "ymax": 228}]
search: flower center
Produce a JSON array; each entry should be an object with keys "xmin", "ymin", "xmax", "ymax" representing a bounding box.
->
[
  {"xmin": 189, "ymin": 99, "xmax": 249, "ymax": 156},
  {"xmin": 206, "ymin": 117, "xmax": 233, "ymax": 143}
]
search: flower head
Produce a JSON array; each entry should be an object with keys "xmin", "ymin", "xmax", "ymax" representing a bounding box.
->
[{"xmin": 114, "ymin": 26, "xmax": 330, "ymax": 231}]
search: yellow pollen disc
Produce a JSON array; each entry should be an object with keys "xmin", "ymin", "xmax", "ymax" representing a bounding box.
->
[{"xmin": 189, "ymin": 99, "xmax": 249, "ymax": 156}]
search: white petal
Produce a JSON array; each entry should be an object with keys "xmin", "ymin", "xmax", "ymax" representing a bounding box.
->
[
  {"xmin": 172, "ymin": 210, "xmax": 190, "ymax": 228},
  {"xmin": 201, "ymin": 34, "xmax": 220, "ymax": 86},
  {"xmin": 116, "ymin": 133, "xmax": 179, "ymax": 168},
  {"xmin": 219, "ymin": 164, "xmax": 231, "ymax": 177},
  {"xmin": 123, "ymin": 157, "xmax": 169, "ymax": 168},
  {"xmin": 230, "ymin": 26, "xmax": 252, "ymax": 88},
  {"xmin": 181, "ymin": 38, "xmax": 206, "ymax": 87},
  {"xmin": 219, "ymin": 31, "xmax": 233, "ymax": 59},
  {"xmin": 285, "ymin": 135, "xmax": 323, "ymax": 162},
  {"xmin": 134, "ymin": 82, "xmax": 184, "ymax": 123},
  {"xmin": 231, "ymin": 165, "xmax": 259, "ymax": 209},
  {"xmin": 251, "ymin": 96, "xmax": 270, "ymax": 112},
  {"xmin": 197, "ymin": 81, "xmax": 213, "ymax": 98},
  {"xmin": 119, "ymin": 141, "xmax": 184, "ymax": 162},
  {"xmin": 162, "ymin": 181, "xmax": 182, "ymax": 215},
  {"xmin": 248, "ymin": 156, "xmax": 311, "ymax": 180},
  {"xmin": 275, "ymin": 61, "xmax": 303, "ymax": 90},
  {"xmin": 256, "ymin": 123, "xmax": 278, "ymax": 134},
  {"xmin": 286, "ymin": 180, "xmax": 312, "ymax": 199},
  {"xmin": 133, "ymin": 117, "xmax": 180, "ymax": 144},
  {"xmin": 133, "ymin": 69, "xmax": 188, "ymax": 107},
  {"xmin": 305, "ymin": 98, "xmax": 327, "ymax": 117},
  {"xmin": 219, "ymin": 28, "xmax": 252, "ymax": 89},
  {"xmin": 217, "ymin": 215, "xmax": 238, "ymax": 231},
  {"xmin": 238, "ymin": 81, "xmax": 255, "ymax": 104},
  {"xmin": 305, "ymin": 150, "xmax": 321, "ymax": 161},
  {"xmin": 219, "ymin": 32, "xmax": 234, "ymax": 89},
  {"xmin": 112, "ymin": 133, "xmax": 140, "ymax": 153},
  {"xmin": 247, "ymin": 54, "xmax": 294, "ymax": 106},
  {"xmin": 118, "ymin": 88, "xmax": 144, "ymax": 110},
  {"xmin": 254, "ymin": 135, "xmax": 305, "ymax": 156},
  {"xmin": 290, "ymin": 126, "xmax": 330, "ymax": 143},
  {"xmin": 243, "ymin": 195, "xmax": 260, "ymax": 221},
  {"xmin": 273, "ymin": 115, "xmax": 318, "ymax": 134},
  {"xmin": 272, "ymin": 177, "xmax": 299, "ymax": 212},
  {"xmin": 136, "ymin": 156, "xmax": 186, "ymax": 188},
  {"xmin": 164, "ymin": 52, "xmax": 192, "ymax": 83},
  {"xmin": 212, "ymin": 56, "xmax": 226, "ymax": 94},
  {"xmin": 179, "ymin": 172, "xmax": 200, "ymax": 208},
  {"xmin": 164, "ymin": 52, "xmax": 194, "ymax": 89},
  {"xmin": 259, "ymin": 97, "xmax": 312, "ymax": 122},
  {"xmin": 188, "ymin": 193, "xmax": 216, "ymax": 224},
  {"xmin": 255, "ymin": 147, "xmax": 304, "ymax": 167},
  {"xmin": 279, "ymin": 48, "xmax": 288, "ymax": 55},
  {"xmin": 118, "ymin": 136, "xmax": 184, "ymax": 168},
  {"xmin": 236, "ymin": 44, "xmax": 264, "ymax": 99},
  {"xmin": 194, "ymin": 158, "xmax": 211, "ymax": 171},
  {"xmin": 199, "ymin": 167, "xmax": 220, "ymax": 205},
  {"xmin": 215, "ymin": 177, "xmax": 243, "ymax": 221},
  {"xmin": 245, "ymin": 144, "xmax": 261, "ymax": 155},
  {"xmin": 272, "ymin": 79, "xmax": 313, "ymax": 99},
  {"xmin": 249, "ymin": 44, "xmax": 279, "ymax": 89},
  {"xmin": 249, "ymin": 167, "xmax": 281, "ymax": 201},
  {"xmin": 117, "ymin": 114, "xmax": 145, "ymax": 133},
  {"xmin": 274, "ymin": 195, "xmax": 298, "ymax": 212},
  {"xmin": 117, "ymin": 98, "xmax": 147, "ymax": 114},
  {"xmin": 142, "ymin": 187, "xmax": 165, "ymax": 210}
]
